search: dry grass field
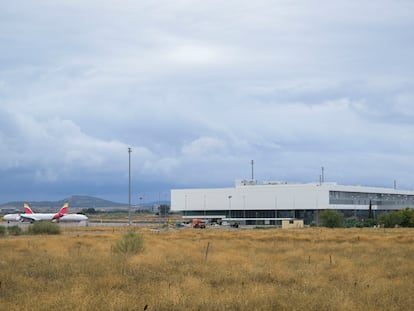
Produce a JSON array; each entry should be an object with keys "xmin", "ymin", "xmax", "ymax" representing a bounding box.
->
[{"xmin": 1, "ymin": 226, "xmax": 413, "ymax": 310}]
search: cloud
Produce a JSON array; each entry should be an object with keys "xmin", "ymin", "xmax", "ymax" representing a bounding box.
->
[
  {"xmin": 182, "ymin": 136, "xmax": 227, "ymax": 157},
  {"xmin": 0, "ymin": 0, "xmax": 414, "ymax": 202}
]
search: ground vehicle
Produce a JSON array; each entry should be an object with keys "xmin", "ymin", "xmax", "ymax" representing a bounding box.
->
[{"xmin": 192, "ymin": 218, "xmax": 207, "ymax": 229}]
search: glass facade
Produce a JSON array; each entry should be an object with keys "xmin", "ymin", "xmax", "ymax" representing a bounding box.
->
[
  {"xmin": 329, "ymin": 191, "xmax": 414, "ymax": 208},
  {"xmin": 184, "ymin": 209, "xmax": 318, "ymax": 225}
]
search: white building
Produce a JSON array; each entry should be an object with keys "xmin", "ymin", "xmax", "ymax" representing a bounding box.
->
[{"xmin": 171, "ymin": 180, "xmax": 414, "ymax": 226}]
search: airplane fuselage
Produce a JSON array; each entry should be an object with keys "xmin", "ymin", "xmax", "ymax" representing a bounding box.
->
[
  {"xmin": 3, "ymin": 212, "xmax": 60, "ymax": 223},
  {"xmin": 3, "ymin": 214, "xmax": 22, "ymax": 223},
  {"xmin": 58, "ymin": 214, "xmax": 88, "ymax": 222},
  {"xmin": 2, "ymin": 203, "xmax": 88, "ymax": 223}
]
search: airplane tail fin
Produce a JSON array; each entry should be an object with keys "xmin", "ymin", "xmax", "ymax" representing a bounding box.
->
[
  {"xmin": 52, "ymin": 203, "xmax": 69, "ymax": 221},
  {"xmin": 24, "ymin": 203, "xmax": 34, "ymax": 214},
  {"xmin": 59, "ymin": 203, "xmax": 69, "ymax": 215}
]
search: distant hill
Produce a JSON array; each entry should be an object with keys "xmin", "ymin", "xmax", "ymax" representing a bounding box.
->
[
  {"xmin": 0, "ymin": 195, "xmax": 126, "ymax": 210},
  {"xmin": 60, "ymin": 195, "xmax": 126, "ymax": 208}
]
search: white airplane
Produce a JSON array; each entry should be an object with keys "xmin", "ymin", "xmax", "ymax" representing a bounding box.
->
[
  {"xmin": 58, "ymin": 211, "xmax": 89, "ymax": 222},
  {"xmin": 3, "ymin": 203, "xmax": 88, "ymax": 223}
]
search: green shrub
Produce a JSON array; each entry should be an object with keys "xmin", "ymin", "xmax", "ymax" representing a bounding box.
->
[
  {"xmin": 378, "ymin": 211, "xmax": 403, "ymax": 228},
  {"xmin": 320, "ymin": 210, "xmax": 344, "ymax": 228},
  {"xmin": 27, "ymin": 221, "xmax": 61, "ymax": 235},
  {"xmin": 399, "ymin": 208, "xmax": 414, "ymax": 227},
  {"xmin": 362, "ymin": 218, "xmax": 377, "ymax": 227},
  {"xmin": 7, "ymin": 225, "xmax": 22, "ymax": 236},
  {"xmin": 0, "ymin": 225, "xmax": 6, "ymax": 237},
  {"xmin": 112, "ymin": 231, "xmax": 144, "ymax": 254},
  {"xmin": 344, "ymin": 217, "xmax": 359, "ymax": 228},
  {"xmin": 378, "ymin": 208, "xmax": 414, "ymax": 228}
]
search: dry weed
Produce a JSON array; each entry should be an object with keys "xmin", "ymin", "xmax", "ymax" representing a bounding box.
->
[{"xmin": 0, "ymin": 227, "xmax": 413, "ymax": 310}]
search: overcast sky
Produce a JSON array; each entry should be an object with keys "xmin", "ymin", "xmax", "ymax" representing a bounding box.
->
[{"xmin": 1, "ymin": 0, "xmax": 414, "ymax": 204}]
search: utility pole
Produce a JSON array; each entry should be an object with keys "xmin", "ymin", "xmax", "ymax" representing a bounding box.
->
[
  {"xmin": 128, "ymin": 147, "xmax": 132, "ymax": 226},
  {"xmin": 251, "ymin": 160, "xmax": 254, "ymax": 180},
  {"xmin": 228, "ymin": 195, "xmax": 232, "ymax": 220}
]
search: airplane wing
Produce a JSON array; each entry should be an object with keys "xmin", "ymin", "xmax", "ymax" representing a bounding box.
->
[{"xmin": 19, "ymin": 214, "xmax": 42, "ymax": 222}]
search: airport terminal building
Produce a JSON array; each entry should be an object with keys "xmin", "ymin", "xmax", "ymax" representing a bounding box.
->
[{"xmin": 171, "ymin": 180, "xmax": 414, "ymax": 226}]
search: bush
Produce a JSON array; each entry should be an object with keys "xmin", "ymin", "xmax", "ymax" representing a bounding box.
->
[
  {"xmin": 27, "ymin": 221, "xmax": 61, "ymax": 235},
  {"xmin": 378, "ymin": 208, "xmax": 414, "ymax": 228},
  {"xmin": 0, "ymin": 225, "xmax": 6, "ymax": 237},
  {"xmin": 320, "ymin": 210, "xmax": 344, "ymax": 228},
  {"xmin": 7, "ymin": 225, "xmax": 22, "ymax": 236},
  {"xmin": 399, "ymin": 208, "xmax": 414, "ymax": 227},
  {"xmin": 378, "ymin": 211, "xmax": 403, "ymax": 228},
  {"xmin": 82, "ymin": 208, "xmax": 97, "ymax": 214},
  {"xmin": 112, "ymin": 231, "xmax": 144, "ymax": 254},
  {"xmin": 344, "ymin": 217, "xmax": 360, "ymax": 228},
  {"xmin": 362, "ymin": 218, "xmax": 377, "ymax": 228}
]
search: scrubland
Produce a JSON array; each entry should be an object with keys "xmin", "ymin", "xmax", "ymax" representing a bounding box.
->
[{"xmin": 0, "ymin": 226, "xmax": 413, "ymax": 310}]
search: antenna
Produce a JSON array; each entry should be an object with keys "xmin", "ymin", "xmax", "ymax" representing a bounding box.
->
[
  {"xmin": 321, "ymin": 166, "xmax": 325, "ymax": 184},
  {"xmin": 251, "ymin": 160, "xmax": 254, "ymax": 180},
  {"xmin": 128, "ymin": 147, "xmax": 132, "ymax": 226}
]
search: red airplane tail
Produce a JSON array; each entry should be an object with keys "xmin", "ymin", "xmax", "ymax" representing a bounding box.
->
[
  {"xmin": 24, "ymin": 203, "xmax": 34, "ymax": 214},
  {"xmin": 52, "ymin": 203, "xmax": 69, "ymax": 221}
]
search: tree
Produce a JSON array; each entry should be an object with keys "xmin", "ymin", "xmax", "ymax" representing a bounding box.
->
[
  {"xmin": 82, "ymin": 208, "xmax": 97, "ymax": 214},
  {"xmin": 320, "ymin": 210, "xmax": 344, "ymax": 228},
  {"xmin": 368, "ymin": 200, "xmax": 374, "ymax": 219},
  {"xmin": 378, "ymin": 211, "xmax": 403, "ymax": 228},
  {"xmin": 377, "ymin": 208, "xmax": 414, "ymax": 228},
  {"xmin": 399, "ymin": 208, "xmax": 414, "ymax": 227}
]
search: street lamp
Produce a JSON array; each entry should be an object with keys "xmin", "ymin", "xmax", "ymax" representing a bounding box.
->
[
  {"xmin": 139, "ymin": 196, "xmax": 143, "ymax": 211},
  {"xmin": 128, "ymin": 147, "xmax": 132, "ymax": 226}
]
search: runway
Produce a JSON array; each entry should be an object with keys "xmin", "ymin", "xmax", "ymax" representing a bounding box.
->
[{"xmin": 1, "ymin": 220, "xmax": 165, "ymax": 228}]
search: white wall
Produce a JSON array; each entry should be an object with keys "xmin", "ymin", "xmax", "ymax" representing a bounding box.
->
[{"xmin": 171, "ymin": 183, "xmax": 330, "ymax": 212}]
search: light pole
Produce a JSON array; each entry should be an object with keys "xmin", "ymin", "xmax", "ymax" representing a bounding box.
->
[
  {"xmin": 184, "ymin": 195, "xmax": 187, "ymax": 217},
  {"xmin": 128, "ymin": 147, "xmax": 132, "ymax": 226},
  {"xmin": 243, "ymin": 195, "xmax": 246, "ymax": 220},
  {"xmin": 203, "ymin": 194, "xmax": 206, "ymax": 216},
  {"xmin": 228, "ymin": 195, "xmax": 232, "ymax": 220}
]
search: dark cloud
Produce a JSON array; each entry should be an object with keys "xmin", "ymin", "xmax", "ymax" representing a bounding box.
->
[{"xmin": 1, "ymin": 0, "xmax": 414, "ymax": 203}]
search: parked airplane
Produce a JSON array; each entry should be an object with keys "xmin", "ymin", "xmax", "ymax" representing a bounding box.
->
[
  {"xmin": 3, "ymin": 203, "xmax": 88, "ymax": 223},
  {"xmin": 58, "ymin": 211, "xmax": 89, "ymax": 222}
]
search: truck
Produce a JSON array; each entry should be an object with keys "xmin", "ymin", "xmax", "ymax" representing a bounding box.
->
[{"xmin": 192, "ymin": 218, "xmax": 207, "ymax": 229}]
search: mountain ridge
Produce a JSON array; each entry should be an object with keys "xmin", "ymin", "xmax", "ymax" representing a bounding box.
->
[{"xmin": 0, "ymin": 195, "xmax": 126, "ymax": 209}]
